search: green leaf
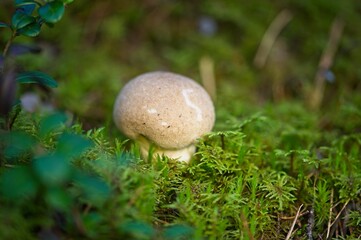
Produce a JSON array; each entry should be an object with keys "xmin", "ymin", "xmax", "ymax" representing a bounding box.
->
[
  {"xmin": 17, "ymin": 21, "xmax": 41, "ymax": 37},
  {"xmin": 82, "ymin": 213, "xmax": 102, "ymax": 235},
  {"xmin": 56, "ymin": 133, "xmax": 93, "ymax": 159},
  {"xmin": 0, "ymin": 167, "xmax": 38, "ymax": 201},
  {"xmin": 0, "ymin": 22, "xmax": 10, "ymax": 28},
  {"xmin": 33, "ymin": 154, "xmax": 71, "ymax": 186},
  {"xmin": 15, "ymin": 2, "xmax": 37, "ymax": 15},
  {"xmin": 0, "ymin": 131, "xmax": 36, "ymax": 160},
  {"xmin": 15, "ymin": 0, "xmax": 36, "ymax": 5},
  {"xmin": 120, "ymin": 221, "xmax": 155, "ymax": 238},
  {"xmin": 16, "ymin": 71, "xmax": 58, "ymax": 88},
  {"xmin": 45, "ymin": 188, "xmax": 72, "ymax": 210},
  {"xmin": 38, "ymin": 1, "xmax": 65, "ymax": 24},
  {"xmin": 62, "ymin": 0, "xmax": 74, "ymax": 4},
  {"xmin": 74, "ymin": 173, "xmax": 110, "ymax": 206},
  {"xmin": 11, "ymin": 11, "xmax": 35, "ymax": 29},
  {"xmin": 39, "ymin": 112, "xmax": 67, "ymax": 136},
  {"xmin": 44, "ymin": 22, "xmax": 55, "ymax": 28},
  {"xmin": 163, "ymin": 225, "xmax": 194, "ymax": 239}
]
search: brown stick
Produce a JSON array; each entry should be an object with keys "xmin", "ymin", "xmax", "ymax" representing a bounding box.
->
[{"xmin": 309, "ymin": 18, "xmax": 344, "ymax": 110}]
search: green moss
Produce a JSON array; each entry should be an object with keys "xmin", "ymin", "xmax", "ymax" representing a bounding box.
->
[{"xmin": 1, "ymin": 104, "xmax": 360, "ymax": 239}]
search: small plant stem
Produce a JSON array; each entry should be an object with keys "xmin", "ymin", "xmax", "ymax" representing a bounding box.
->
[
  {"xmin": 289, "ymin": 151, "xmax": 294, "ymax": 175},
  {"xmin": 277, "ymin": 213, "xmax": 281, "ymax": 236},
  {"xmin": 240, "ymin": 212, "xmax": 254, "ymax": 240},
  {"xmin": 8, "ymin": 106, "xmax": 21, "ymax": 130},
  {"xmin": 3, "ymin": 30, "xmax": 17, "ymax": 57},
  {"xmin": 220, "ymin": 133, "xmax": 225, "ymax": 150},
  {"xmin": 326, "ymin": 188, "xmax": 334, "ymax": 239},
  {"xmin": 72, "ymin": 207, "xmax": 87, "ymax": 236}
]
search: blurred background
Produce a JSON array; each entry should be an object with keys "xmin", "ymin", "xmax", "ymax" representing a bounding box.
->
[{"xmin": 1, "ymin": 0, "xmax": 360, "ymax": 130}]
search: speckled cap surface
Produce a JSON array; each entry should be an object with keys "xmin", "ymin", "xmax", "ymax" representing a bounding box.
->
[{"xmin": 113, "ymin": 71, "xmax": 215, "ymax": 150}]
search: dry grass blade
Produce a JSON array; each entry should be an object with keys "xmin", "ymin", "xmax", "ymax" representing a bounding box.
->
[
  {"xmin": 285, "ymin": 204, "xmax": 303, "ymax": 240},
  {"xmin": 253, "ymin": 9, "xmax": 293, "ymax": 68},
  {"xmin": 330, "ymin": 199, "xmax": 350, "ymax": 228},
  {"xmin": 326, "ymin": 188, "xmax": 334, "ymax": 239},
  {"xmin": 309, "ymin": 18, "xmax": 344, "ymax": 110},
  {"xmin": 199, "ymin": 55, "xmax": 217, "ymax": 102}
]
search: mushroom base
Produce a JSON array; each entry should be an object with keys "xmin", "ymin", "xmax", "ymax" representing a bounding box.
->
[{"xmin": 137, "ymin": 137, "xmax": 196, "ymax": 163}]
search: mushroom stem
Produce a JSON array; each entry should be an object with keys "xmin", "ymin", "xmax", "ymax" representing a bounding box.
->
[{"xmin": 137, "ymin": 136, "xmax": 196, "ymax": 162}]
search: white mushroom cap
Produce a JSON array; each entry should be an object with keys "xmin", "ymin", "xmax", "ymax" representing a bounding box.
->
[{"xmin": 113, "ymin": 71, "xmax": 215, "ymax": 162}]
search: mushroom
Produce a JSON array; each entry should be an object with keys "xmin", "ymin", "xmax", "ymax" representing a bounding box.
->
[{"xmin": 113, "ymin": 71, "xmax": 215, "ymax": 162}]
